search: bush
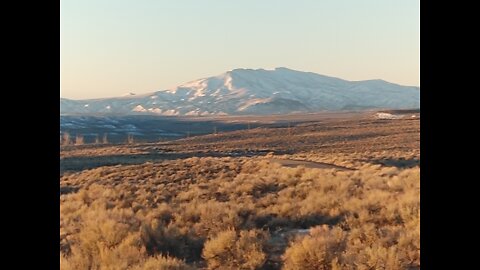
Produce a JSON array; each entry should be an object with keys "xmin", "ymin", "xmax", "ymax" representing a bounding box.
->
[
  {"xmin": 132, "ymin": 255, "xmax": 192, "ymax": 270},
  {"xmin": 282, "ymin": 225, "xmax": 346, "ymax": 270},
  {"xmin": 140, "ymin": 220, "xmax": 204, "ymax": 262},
  {"xmin": 60, "ymin": 234, "xmax": 145, "ymax": 270},
  {"xmin": 202, "ymin": 228, "xmax": 268, "ymax": 270}
]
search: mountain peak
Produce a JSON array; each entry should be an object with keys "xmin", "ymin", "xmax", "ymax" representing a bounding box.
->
[
  {"xmin": 229, "ymin": 68, "xmax": 266, "ymax": 73},
  {"xmin": 229, "ymin": 67, "xmax": 294, "ymax": 73},
  {"xmin": 274, "ymin": 67, "xmax": 294, "ymax": 71}
]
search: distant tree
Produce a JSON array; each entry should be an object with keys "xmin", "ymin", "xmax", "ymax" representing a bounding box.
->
[
  {"xmin": 127, "ymin": 134, "xmax": 134, "ymax": 144},
  {"xmin": 75, "ymin": 134, "xmax": 84, "ymax": 145},
  {"xmin": 62, "ymin": 132, "xmax": 71, "ymax": 145},
  {"xmin": 102, "ymin": 133, "xmax": 108, "ymax": 144}
]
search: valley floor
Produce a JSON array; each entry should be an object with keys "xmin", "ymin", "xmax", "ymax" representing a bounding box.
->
[{"xmin": 60, "ymin": 114, "xmax": 419, "ymax": 270}]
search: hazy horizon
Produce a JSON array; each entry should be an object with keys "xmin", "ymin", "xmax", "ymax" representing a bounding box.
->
[{"xmin": 61, "ymin": 0, "xmax": 419, "ymax": 100}]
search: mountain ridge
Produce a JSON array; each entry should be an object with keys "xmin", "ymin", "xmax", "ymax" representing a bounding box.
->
[{"xmin": 61, "ymin": 67, "xmax": 419, "ymax": 116}]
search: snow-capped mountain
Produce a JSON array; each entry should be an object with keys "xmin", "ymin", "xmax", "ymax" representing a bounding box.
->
[{"xmin": 60, "ymin": 67, "xmax": 419, "ymax": 116}]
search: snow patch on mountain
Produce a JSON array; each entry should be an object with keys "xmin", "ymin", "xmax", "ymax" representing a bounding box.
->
[
  {"xmin": 148, "ymin": 108, "xmax": 162, "ymax": 114},
  {"xmin": 132, "ymin": 105, "xmax": 147, "ymax": 112},
  {"xmin": 375, "ymin": 113, "xmax": 404, "ymax": 119}
]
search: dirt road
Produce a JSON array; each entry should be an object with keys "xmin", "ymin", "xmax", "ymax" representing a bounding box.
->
[{"xmin": 267, "ymin": 158, "xmax": 355, "ymax": 171}]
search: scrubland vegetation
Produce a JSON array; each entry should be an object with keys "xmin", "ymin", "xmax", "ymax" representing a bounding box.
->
[
  {"xmin": 60, "ymin": 116, "xmax": 419, "ymax": 269},
  {"xmin": 61, "ymin": 158, "xmax": 419, "ymax": 269}
]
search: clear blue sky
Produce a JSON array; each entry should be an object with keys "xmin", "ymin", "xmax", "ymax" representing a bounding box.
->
[{"xmin": 61, "ymin": 0, "xmax": 419, "ymax": 99}]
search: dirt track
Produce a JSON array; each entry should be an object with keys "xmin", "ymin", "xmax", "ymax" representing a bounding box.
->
[{"xmin": 267, "ymin": 158, "xmax": 355, "ymax": 171}]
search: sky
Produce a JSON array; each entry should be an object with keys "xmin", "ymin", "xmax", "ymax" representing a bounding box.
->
[{"xmin": 61, "ymin": 0, "xmax": 419, "ymax": 100}]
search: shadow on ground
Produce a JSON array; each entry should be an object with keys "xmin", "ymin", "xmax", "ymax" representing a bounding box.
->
[
  {"xmin": 369, "ymin": 158, "xmax": 420, "ymax": 168},
  {"xmin": 60, "ymin": 149, "xmax": 294, "ymax": 174}
]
